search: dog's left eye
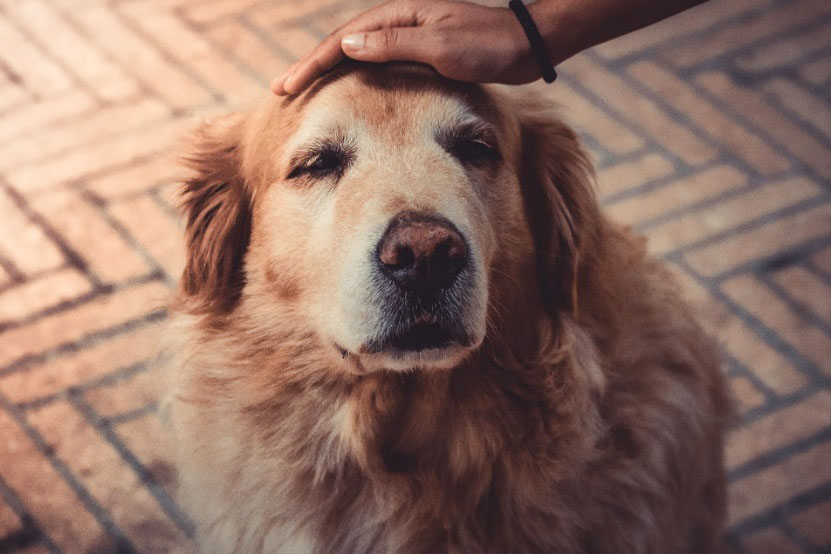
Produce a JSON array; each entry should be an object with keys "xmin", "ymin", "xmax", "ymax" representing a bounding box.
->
[
  {"xmin": 288, "ymin": 148, "xmax": 347, "ymax": 179},
  {"xmin": 451, "ymin": 136, "xmax": 501, "ymax": 166}
]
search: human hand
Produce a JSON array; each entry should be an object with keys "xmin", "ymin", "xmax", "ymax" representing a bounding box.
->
[{"xmin": 271, "ymin": 0, "xmax": 544, "ymax": 95}]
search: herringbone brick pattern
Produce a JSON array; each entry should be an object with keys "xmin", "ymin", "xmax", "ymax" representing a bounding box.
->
[{"xmin": 0, "ymin": 0, "xmax": 828, "ymax": 552}]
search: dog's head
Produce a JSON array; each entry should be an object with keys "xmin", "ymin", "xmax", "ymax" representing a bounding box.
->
[{"xmin": 178, "ymin": 63, "xmax": 599, "ymax": 373}]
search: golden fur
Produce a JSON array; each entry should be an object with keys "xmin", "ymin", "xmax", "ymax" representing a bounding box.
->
[{"xmin": 167, "ymin": 63, "xmax": 730, "ymax": 553}]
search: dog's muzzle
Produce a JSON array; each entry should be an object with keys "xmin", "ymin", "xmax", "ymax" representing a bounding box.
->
[{"xmin": 363, "ymin": 211, "xmax": 474, "ymax": 353}]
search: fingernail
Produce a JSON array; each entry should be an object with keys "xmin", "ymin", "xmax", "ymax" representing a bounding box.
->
[
  {"xmin": 269, "ymin": 78, "xmax": 283, "ymax": 94},
  {"xmin": 282, "ymin": 73, "xmax": 297, "ymax": 94},
  {"xmin": 342, "ymin": 34, "xmax": 365, "ymax": 50}
]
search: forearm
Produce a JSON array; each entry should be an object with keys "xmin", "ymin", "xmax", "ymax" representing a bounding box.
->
[{"xmin": 528, "ymin": 0, "xmax": 709, "ymax": 64}]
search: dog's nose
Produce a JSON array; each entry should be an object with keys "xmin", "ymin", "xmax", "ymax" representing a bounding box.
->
[{"xmin": 377, "ymin": 212, "xmax": 467, "ymax": 297}]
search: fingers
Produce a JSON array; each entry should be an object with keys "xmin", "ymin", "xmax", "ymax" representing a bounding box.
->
[
  {"xmin": 271, "ymin": 37, "xmax": 345, "ymax": 95},
  {"xmin": 271, "ymin": 0, "xmax": 423, "ymax": 95},
  {"xmin": 340, "ymin": 27, "xmax": 434, "ymax": 64}
]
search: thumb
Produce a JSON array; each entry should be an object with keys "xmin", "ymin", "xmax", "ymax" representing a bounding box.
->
[{"xmin": 341, "ymin": 27, "xmax": 432, "ymax": 64}]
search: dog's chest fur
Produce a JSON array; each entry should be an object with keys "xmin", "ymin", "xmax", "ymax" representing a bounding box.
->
[{"xmin": 174, "ymin": 320, "xmax": 607, "ymax": 553}]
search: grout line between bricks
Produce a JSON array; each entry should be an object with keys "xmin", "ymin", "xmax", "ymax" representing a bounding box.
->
[
  {"xmin": 671, "ymin": 255, "xmax": 830, "ymax": 385},
  {"xmin": 16, "ymin": 358, "xmax": 160, "ymax": 413},
  {"xmin": 728, "ymin": 427, "xmax": 831, "ymax": 482},
  {"xmin": 0, "ymin": 309, "xmax": 167, "ymax": 378},
  {"xmin": 104, "ymin": 402, "xmax": 159, "ymax": 427},
  {"xmin": 657, "ymin": 200, "xmax": 831, "ymax": 265},
  {"xmin": 726, "ymin": 481, "xmax": 831, "ymax": 543},
  {"xmin": 68, "ymin": 393, "xmax": 195, "ymax": 537},
  {"xmin": 0, "ymin": 179, "xmax": 103, "ymax": 289},
  {"xmin": 0, "ymin": 391, "xmax": 138, "ymax": 553},
  {"xmin": 597, "ymin": 1, "xmax": 784, "ymax": 70},
  {"xmin": 758, "ymin": 273, "xmax": 831, "ymax": 336},
  {"xmin": 0, "ymin": 8, "xmax": 105, "ymax": 105},
  {"xmin": 0, "ymin": 475, "xmax": 58, "ymax": 554},
  {"xmin": 77, "ymin": 188, "xmax": 172, "ymax": 283},
  {"xmin": 0, "ymin": 270, "xmax": 164, "ymax": 335}
]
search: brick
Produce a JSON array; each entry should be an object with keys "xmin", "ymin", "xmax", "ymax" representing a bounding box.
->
[
  {"xmin": 596, "ymin": 153, "xmax": 675, "ymax": 198},
  {"xmin": 735, "ymin": 23, "xmax": 831, "ymax": 72},
  {"xmin": 669, "ymin": 267, "xmax": 808, "ymax": 395},
  {"xmin": 85, "ymin": 368, "xmax": 159, "ymax": 420},
  {"xmin": 721, "ymin": 315, "xmax": 809, "ymax": 395},
  {"xmin": 772, "ymin": 266, "xmax": 831, "ymax": 323},
  {"xmin": 28, "ymin": 402, "xmax": 192, "ymax": 552},
  {"xmin": 0, "ymin": 499, "xmax": 21, "ymax": 537},
  {"xmin": 86, "ymin": 153, "xmax": 181, "ymax": 199},
  {"xmin": 0, "ymin": 268, "xmax": 93, "ymax": 324},
  {"xmin": 561, "ymin": 57, "xmax": 717, "ymax": 165},
  {"xmin": 788, "ymin": 499, "xmax": 831, "ymax": 546},
  {"xmin": 627, "ymin": 61, "xmax": 789, "ymax": 174},
  {"xmin": 0, "ymin": 409, "xmax": 110, "ymax": 551},
  {"xmin": 249, "ymin": 1, "xmax": 336, "ymax": 29},
  {"xmin": 0, "ymin": 98, "xmax": 170, "ymax": 171},
  {"xmin": 0, "ymin": 81, "xmax": 28, "ymax": 113},
  {"xmin": 108, "ymin": 194, "xmax": 184, "ymax": 280},
  {"xmin": 684, "ymin": 203, "xmax": 831, "ymax": 276},
  {"xmin": 726, "ymin": 391, "xmax": 831, "ymax": 469},
  {"xmin": 0, "ymin": 90, "xmax": 94, "ymax": 143},
  {"xmin": 312, "ymin": 2, "xmax": 378, "ymax": 33},
  {"xmin": 0, "ymin": 322, "xmax": 163, "ymax": 405},
  {"xmin": 114, "ymin": 413, "xmax": 180, "ymax": 500},
  {"xmin": 763, "ymin": 78, "xmax": 831, "ymax": 140},
  {"xmin": 0, "ymin": 18, "xmax": 72, "ymax": 95},
  {"xmin": 812, "ymin": 246, "xmax": 831, "ymax": 275},
  {"xmin": 184, "ymin": 0, "xmax": 264, "ymax": 23},
  {"xmin": 6, "ymin": 115, "xmax": 196, "ymax": 192},
  {"xmin": 663, "ymin": 0, "xmax": 831, "ymax": 68},
  {"xmin": 30, "ymin": 190, "xmax": 150, "ymax": 283},
  {"xmin": 0, "ymin": 281, "xmax": 169, "ymax": 369},
  {"xmin": 0, "ymin": 189, "xmax": 64, "ymax": 275},
  {"xmin": 729, "ymin": 441, "xmax": 831, "ymax": 524},
  {"xmin": 799, "ymin": 54, "xmax": 831, "ymax": 85},
  {"xmin": 645, "ymin": 176, "xmax": 821, "ymax": 256},
  {"xmin": 268, "ymin": 26, "xmax": 322, "ymax": 60},
  {"xmin": 722, "ymin": 275, "xmax": 831, "ymax": 373},
  {"xmin": 729, "ymin": 376, "xmax": 765, "ymax": 414},
  {"xmin": 741, "ymin": 527, "xmax": 802, "ymax": 554},
  {"xmin": 121, "ymin": 3, "xmax": 263, "ymax": 104},
  {"xmin": 207, "ymin": 21, "xmax": 292, "ymax": 81},
  {"xmin": 66, "ymin": 5, "xmax": 213, "ymax": 109},
  {"xmin": 605, "ymin": 165, "xmax": 747, "ymax": 226},
  {"xmin": 595, "ymin": 0, "xmax": 772, "ymax": 59},
  {"xmin": 1, "ymin": 0, "xmax": 139, "ymax": 101},
  {"xmin": 697, "ymin": 71, "xmax": 831, "ymax": 179},
  {"xmin": 547, "ymin": 81, "xmax": 643, "ymax": 156}
]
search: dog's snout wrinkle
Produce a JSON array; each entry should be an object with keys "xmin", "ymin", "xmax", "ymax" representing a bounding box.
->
[{"xmin": 377, "ymin": 212, "xmax": 467, "ymax": 298}]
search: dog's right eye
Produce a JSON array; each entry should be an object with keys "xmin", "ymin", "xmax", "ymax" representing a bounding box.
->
[{"xmin": 288, "ymin": 146, "xmax": 349, "ymax": 180}]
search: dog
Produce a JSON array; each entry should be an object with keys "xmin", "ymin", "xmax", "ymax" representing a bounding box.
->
[{"xmin": 166, "ymin": 62, "xmax": 730, "ymax": 553}]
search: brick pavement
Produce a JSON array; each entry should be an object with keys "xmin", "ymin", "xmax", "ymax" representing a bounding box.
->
[{"xmin": 0, "ymin": 0, "xmax": 829, "ymax": 552}]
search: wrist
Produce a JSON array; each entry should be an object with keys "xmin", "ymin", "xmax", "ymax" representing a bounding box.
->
[
  {"xmin": 527, "ymin": 0, "xmax": 583, "ymax": 65},
  {"xmin": 498, "ymin": 6, "xmax": 544, "ymax": 83}
]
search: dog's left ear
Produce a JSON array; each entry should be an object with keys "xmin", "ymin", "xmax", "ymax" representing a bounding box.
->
[
  {"xmin": 518, "ymin": 106, "xmax": 602, "ymax": 318},
  {"xmin": 178, "ymin": 115, "xmax": 252, "ymax": 315}
]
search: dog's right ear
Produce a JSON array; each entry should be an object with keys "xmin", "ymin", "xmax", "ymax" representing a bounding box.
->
[
  {"xmin": 516, "ymin": 101, "xmax": 602, "ymax": 320},
  {"xmin": 178, "ymin": 116, "xmax": 252, "ymax": 315}
]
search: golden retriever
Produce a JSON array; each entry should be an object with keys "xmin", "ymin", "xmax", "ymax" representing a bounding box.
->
[{"xmin": 167, "ymin": 62, "xmax": 730, "ymax": 553}]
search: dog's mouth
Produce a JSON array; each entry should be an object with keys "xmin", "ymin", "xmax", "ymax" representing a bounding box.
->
[
  {"xmin": 387, "ymin": 322, "xmax": 453, "ymax": 352},
  {"xmin": 360, "ymin": 321, "xmax": 469, "ymax": 355}
]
